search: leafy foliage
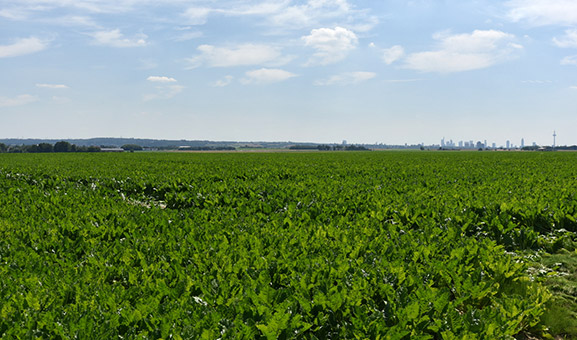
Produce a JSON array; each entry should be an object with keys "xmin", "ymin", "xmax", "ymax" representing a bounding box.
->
[{"xmin": 1, "ymin": 151, "xmax": 575, "ymax": 338}]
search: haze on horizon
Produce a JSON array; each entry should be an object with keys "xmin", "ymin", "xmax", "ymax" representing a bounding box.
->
[{"xmin": 1, "ymin": 0, "xmax": 577, "ymax": 146}]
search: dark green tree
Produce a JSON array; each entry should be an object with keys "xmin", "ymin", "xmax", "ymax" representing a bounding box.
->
[
  {"xmin": 24, "ymin": 145, "xmax": 39, "ymax": 153},
  {"xmin": 121, "ymin": 144, "xmax": 143, "ymax": 152},
  {"xmin": 87, "ymin": 146, "xmax": 101, "ymax": 152},
  {"xmin": 0, "ymin": 143, "xmax": 6, "ymax": 153},
  {"xmin": 54, "ymin": 141, "xmax": 72, "ymax": 152},
  {"xmin": 37, "ymin": 143, "xmax": 54, "ymax": 153}
]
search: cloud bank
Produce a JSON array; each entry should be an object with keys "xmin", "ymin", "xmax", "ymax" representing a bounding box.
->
[
  {"xmin": 553, "ymin": 29, "xmax": 577, "ymax": 48},
  {"xmin": 506, "ymin": 0, "xmax": 577, "ymax": 26},
  {"xmin": 0, "ymin": 94, "xmax": 38, "ymax": 107},
  {"xmin": 186, "ymin": 44, "xmax": 287, "ymax": 68},
  {"xmin": 0, "ymin": 37, "xmax": 49, "ymax": 58},
  {"xmin": 404, "ymin": 30, "xmax": 521, "ymax": 73}
]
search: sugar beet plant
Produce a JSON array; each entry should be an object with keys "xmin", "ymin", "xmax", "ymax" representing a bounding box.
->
[{"xmin": 1, "ymin": 151, "xmax": 576, "ymax": 339}]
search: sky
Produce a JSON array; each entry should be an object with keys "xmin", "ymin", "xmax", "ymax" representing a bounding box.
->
[{"xmin": 1, "ymin": 0, "xmax": 577, "ymax": 146}]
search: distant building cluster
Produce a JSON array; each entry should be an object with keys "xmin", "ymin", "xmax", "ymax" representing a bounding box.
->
[{"xmin": 440, "ymin": 137, "xmax": 536, "ymax": 150}]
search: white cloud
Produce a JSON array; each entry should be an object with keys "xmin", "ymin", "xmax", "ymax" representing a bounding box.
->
[
  {"xmin": 182, "ymin": 7, "xmax": 212, "ymax": 25},
  {"xmin": 570, "ymin": 86, "xmax": 577, "ymax": 90},
  {"xmin": 2, "ymin": 0, "xmax": 377, "ymax": 33},
  {"xmin": 241, "ymin": 68, "xmax": 296, "ymax": 85},
  {"xmin": 404, "ymin": 30, "xmax": 520, "ymax": 73},
  {"xmin": 221, "ymin": 0, "xmax": 376, "ymax": 32},
  {"xmin": 0, "ymin": 37, "xmax": 49, "ymax": 58},
  {"xmin": 147, "ymin": 76, "xmax": 177, "ymax": 83},
  {"xmin": 59, "ymin": 15, "xmax": 97, "ymax": 27},
  {"xmin": 186, "ymin": 44, "xmax": 286, "ymax": 68},
  {"xmin": 553, "ymin": 29, "xmax": 577, "ymax": 48},
  {"xmin": 382, "ymin": 45, "xmax": 404, "ymax": 65},
  {"xmin": 4, "ymin": 0, "xmax": 137, "ymax": 14},
  {"xmin": 506, "ymin": 0, "xmax": 577, "ymax": 26},
  {"xmin": 171, "ymin": 26, "xmax": 203, "ymax": 42},
  {"xmin": 0, "ymin": 8, "xmax": 30, "ymax": 20},
  {"xmin": 0, "ymin": 0, "xmax": 151, "ymax": 22},
  {"xmin": 226, "ymin": 1, "xmax": 294, "ymax": 17},
  {"xmin": 0, "ymin": 94, "xmax": 38, "ymax": 107},
  {"xmin": 40, "ymin": 15, "xmax": 99, "ymax": 27},
  {"xmin": 561, "ymin": 55, "xmax": 577, "ymax": 65},
  {"xmin": 302, "ymin": 27, "xmax": 358, "ymax": 65},
  {"xmin": 89, "ymin": 29, "xmax": 147, "ymax": 48},
  {"xmin": 36, "ymin": 83, "xmax": 69, "ymax": 89},
  {"xmin": 144, "ymin": 75, "xmax": 183, "ymax": 100},
  {"xmin": 213, "ymin": 75, "xmax": 234, "ymax": 87},
  {"xmin": 314, "ymin": 71, "xmax": 376, "ymax": 86}
]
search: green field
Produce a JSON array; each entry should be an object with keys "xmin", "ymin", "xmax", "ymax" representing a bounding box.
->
[{"xmin": 1, "ymin": 151, "xmax": 577, "ymax": 339}]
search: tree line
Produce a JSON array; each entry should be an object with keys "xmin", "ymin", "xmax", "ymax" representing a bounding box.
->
[
  {"xmin": 289, "ymin": 144, "xmax": 371, "ymax": 151},
  {"xmin": 0, "ymin": 141, "xmax": 101, "ymax": 153}
]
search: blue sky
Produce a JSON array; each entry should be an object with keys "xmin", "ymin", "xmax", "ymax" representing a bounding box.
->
[{"xmin": 1, "ymin": 0, "xmax": 577, "ymax": 146}]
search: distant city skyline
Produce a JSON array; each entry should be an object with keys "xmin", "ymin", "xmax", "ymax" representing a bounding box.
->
[
  {"xmin": 1, "ymin": 1, "xmax": 577, "ymax": 145},
  {"xmin": 439, "ymin": 135, "xmax": 552, "ymax": 149}
]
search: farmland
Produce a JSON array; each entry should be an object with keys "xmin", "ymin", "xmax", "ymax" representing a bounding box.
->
[{"xmin": 1, "ymin": 151, "xmax": 577, "ymax": 339}]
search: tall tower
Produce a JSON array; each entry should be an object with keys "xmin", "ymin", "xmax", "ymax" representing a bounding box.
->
[
  {"xmin": 553, "ymin": 131, "xmax": 557, "ymax": 148},
  {"xmin": 521, "ymin": 138, "xmax": 524, "ymax": 148}
]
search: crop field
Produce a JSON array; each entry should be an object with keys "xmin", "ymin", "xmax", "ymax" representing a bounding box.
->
[{"xmin": 1, "ymin": 151, "xmax": 577, "ymax": 339}]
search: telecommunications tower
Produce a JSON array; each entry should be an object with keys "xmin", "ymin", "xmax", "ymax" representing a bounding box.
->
[{"xmin": 553, "ymin": 130, "xmax": 557, "ymax": 148}]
